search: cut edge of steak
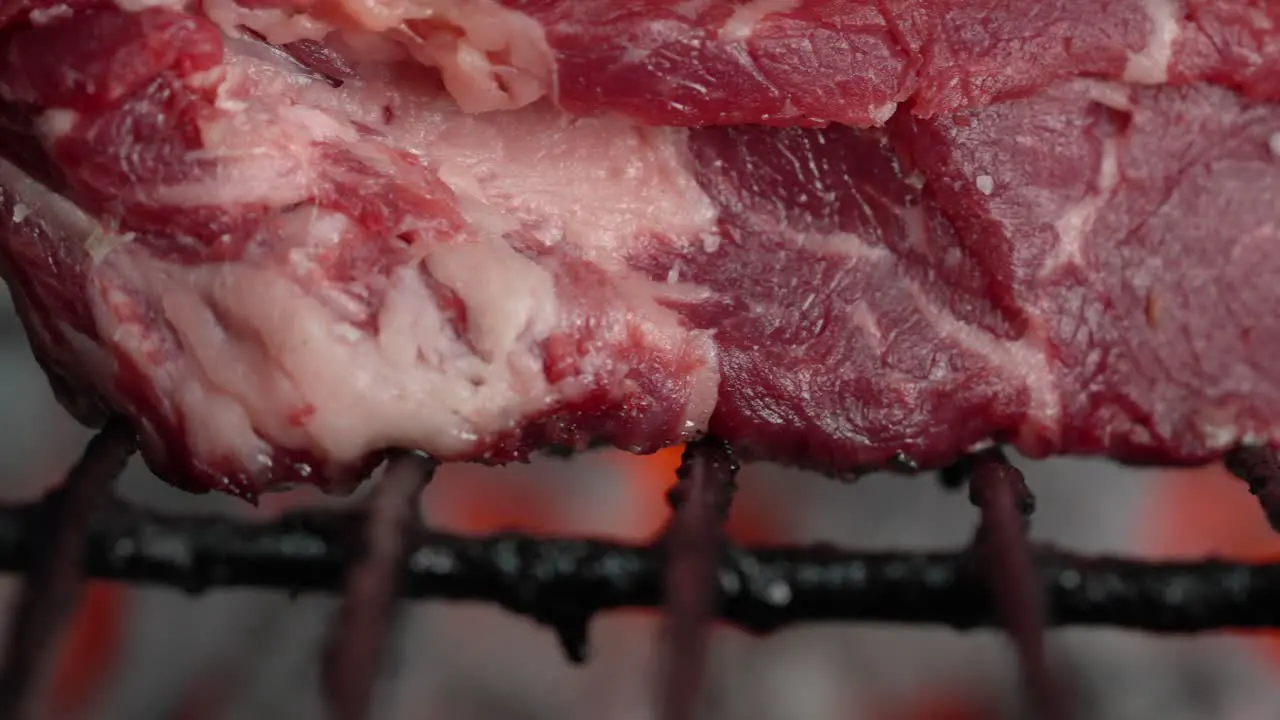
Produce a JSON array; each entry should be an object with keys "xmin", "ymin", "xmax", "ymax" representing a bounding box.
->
[{"xmin": 3, "ymin": 3, "xmax": 1280, "ymax": 499}]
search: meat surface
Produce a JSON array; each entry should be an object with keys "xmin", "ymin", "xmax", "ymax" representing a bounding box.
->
[
  {"xmin": 174, "ymin": 0, "xmax": 1280, "ymax": 126},
  {"xmin": 2, "ymin": 0, "xmax": 1280, "ymax": 498}
]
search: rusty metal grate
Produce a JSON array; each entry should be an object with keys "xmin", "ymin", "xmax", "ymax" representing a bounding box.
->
[{"xmin": 0, "ymin": 418, "xmax": 1279, "ymax": 719}]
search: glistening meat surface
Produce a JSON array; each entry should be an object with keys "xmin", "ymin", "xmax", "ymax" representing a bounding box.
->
[
  {"xmin": 2, "ymin": 1, "xmax": 1279, "ymax": 498},
  {"xmin": 187, "ymin": 0, "xmax": 1280, "ymax": 125}
]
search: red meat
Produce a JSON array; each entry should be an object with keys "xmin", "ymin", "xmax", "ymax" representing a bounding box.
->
[{"xmin": 2, "ymin": 1, "xmax": 1278, "ymax": 499}]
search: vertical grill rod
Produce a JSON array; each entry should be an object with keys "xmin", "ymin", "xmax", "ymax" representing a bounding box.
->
[
  {"xmin": 660, "ymin": 439, "xmax": 738, "ymax": 720},
  {"xmin": 0, "ymin": 418, "xmax": 136, "ymax": 720},
  {"xmin": 966, "ymin": 449, "xmax": 1067, "ymax": 720},
  {"xmin": 323, "ymin": 452, "xmax": 436, "ymax": 720}
]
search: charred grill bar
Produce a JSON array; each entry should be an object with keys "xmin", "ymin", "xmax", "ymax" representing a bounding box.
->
[
  {"xmin": 5, "ymin": 428, "xmax": 1280, "ymax": 716},
  {"xmin": 3, "ymin": 489, "xmax": 1280, "ymax": 631}
]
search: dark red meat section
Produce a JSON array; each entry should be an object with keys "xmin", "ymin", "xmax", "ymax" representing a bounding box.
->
[{"xmin": 503, "ymin": 0, "xmax": 1280, "ymax": 126}]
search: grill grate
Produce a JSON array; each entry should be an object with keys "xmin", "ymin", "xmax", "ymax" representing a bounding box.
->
[{"xmin": 0, "ymin": 420, "xmax": 1279, "ymax": 719}]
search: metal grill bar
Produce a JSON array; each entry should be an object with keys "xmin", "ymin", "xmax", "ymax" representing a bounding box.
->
[{"xmin": 0, "ymin": 489, "xmax": 1276, "ymax": 635}]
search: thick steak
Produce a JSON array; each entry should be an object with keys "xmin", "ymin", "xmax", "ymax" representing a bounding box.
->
[{"xmin": 1, "ymin": 1, "xmax": 1278, "ymax": 498}]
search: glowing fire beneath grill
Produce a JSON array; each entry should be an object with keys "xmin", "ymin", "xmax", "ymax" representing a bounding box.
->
[{"xmin": 1144, "ymin": 465, "xmax": 1280, "ymax": 668}]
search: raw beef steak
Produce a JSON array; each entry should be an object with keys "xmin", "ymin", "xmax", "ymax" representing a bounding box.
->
[{"xmin": 1, "ymin": 1, "xmax": 1279, "ymax": 498}]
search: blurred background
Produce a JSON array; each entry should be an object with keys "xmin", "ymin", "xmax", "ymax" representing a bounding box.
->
[{"xmin": 3, "ymin": 293, "xmax": 1280, "ymax": 720}]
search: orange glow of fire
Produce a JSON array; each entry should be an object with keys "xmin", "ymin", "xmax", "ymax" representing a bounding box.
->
[
  {"xmin": 46, "ymin": 582, "xmax": 125, "ymax": 719},
  {"xmin": 1144, "ymin": 465, "xmax": 1280, "ymax": 667},
  {"xmin": 440, "ymin": 445, "xmax": 785, "ymax": 543},
  {"xmin": 436, "ymin": 466, "xmax": 567, "ymax": 535},
  {"xmin": 606, "ymin": 445, "xmax": 784, "ymax": 544}
]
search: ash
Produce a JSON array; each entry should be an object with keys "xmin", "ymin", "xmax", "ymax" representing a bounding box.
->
[{"xmin": 0, "ymin": 294, "xmax": 1278, "ymax": 720}]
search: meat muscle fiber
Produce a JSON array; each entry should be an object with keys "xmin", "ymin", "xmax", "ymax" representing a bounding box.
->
[{"xmin": 1, "ymin": 0, "xmax": 1279, "ymax": 499}]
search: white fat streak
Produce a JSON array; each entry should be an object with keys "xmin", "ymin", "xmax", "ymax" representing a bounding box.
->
[
  {"xmin": 99, "ymin": 267, "xmax": 283, "ymax": 467},
  {"xmin": 426, "ymin": 238, "xmax": 560, "ymax": 365},
  {"xmin": 966, "ymin": 437, "xmax": 998, "ymax": 453},
  {"xmin": 885, "ymin": 194, "xmax": 1062, "ymax": 437},
  {"xmin": 1075, "ymin": 79, "xmax": 1135, "ymax": 112},
  {"xmin": 905, "ymin": 283, "xmax": 1062, "ymax": 437},
  {"xmin": 805, "ymin": 230, "xmax": 892, "ymax": 262},
  {"xmin": 28, "ymin": 5, "xmax": 76, "ymax": 24},
  {"xmin": 394, "ymin": 0, "xmax": 557, "ymax": 113},
  {"xmin": 156, "ymin": 80, "xmax": 357, "ymax": 207},
  {"xmin": 202, "ymin": 0, "xmax": 332, "ymax": 44},
  {"xmin": 86, "ymin": 232, "xmax": 137, "ymax": 264},
  {"xmin": 850, "ymin": 302, "xmax": 883, "ymax": 348},
  {"xmin": 1123, "ymin": 0, "xmax": 1182, "ymax": 84},
  {"xmin": 421, "ymin": 110, "xmax": 719, "ymax": 267},
  {"xmin": 1196, "ymin": 401, "xmax": 1269, "ymax": 452},
  {"xmin": 1045, "ymin": 138, "xmax": 1120, "ymax": 274},
  {"xmin": 37, "ymin": 109, "xmax": 80, "ymax": 142},
  {"xmin": 1200, "ymin": 422, "xmax": 1242, "ymax": 452},
  {"xmin": 106, "ymin": 244, "xmax": 564, "ymax": 470},
  {"xmin": 975, "ymin": 174, "xmax": 995, "ymax": 195},
  {"xmin": 719, "ymin": 0, "xmax": 800, "ymax": 43},
  {"xmin": 1245, "ymin": 7, "xmax": 1275, "ymax": 30},
  {"xmin": 869, "ymin": 101, "xmax": 899, "ymax": 126}
]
